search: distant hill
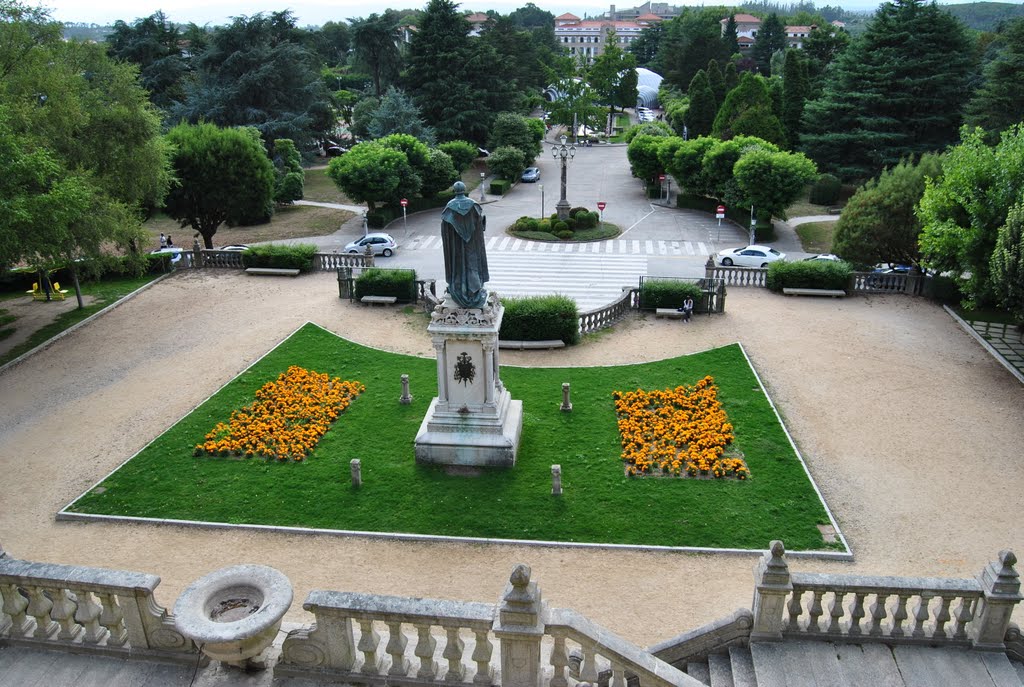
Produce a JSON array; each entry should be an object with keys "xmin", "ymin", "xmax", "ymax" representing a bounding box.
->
[
  {"xmin": 63, "ymin": 22, "xmax": 113, "ymax": 42},
  {"xmin": 940, "ymin": 2, "xmax": 1024, "ymax": 31}
]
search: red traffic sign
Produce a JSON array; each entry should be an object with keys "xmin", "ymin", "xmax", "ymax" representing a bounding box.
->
[
  {"xmin": 659, "ymin": 174, "xmax": 666, "ymax": 181},
  {"xmin": 400, "ymin": 198, "xmax": 408, "ymax": 207},
  {"xmin": 597, "ymin": 201, "xmax": 607, "ymax": 211},
  {"xmin": 717, "ymin": 205, "xmax": 726, "ymax": 214}
]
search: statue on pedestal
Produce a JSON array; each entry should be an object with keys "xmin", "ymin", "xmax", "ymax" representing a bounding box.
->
[{"xmin": 441, "ymin": 181, "xmax": 489, "ymax": 309}]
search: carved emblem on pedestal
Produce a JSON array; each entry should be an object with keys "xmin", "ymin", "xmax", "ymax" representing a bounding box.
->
[{"xmin": 454, "ymin": 352, "xmax": 476, "ymax": 386}]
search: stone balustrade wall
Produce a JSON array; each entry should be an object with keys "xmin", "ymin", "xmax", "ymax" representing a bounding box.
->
[{"xmin": 578, "ymin": 288, "xmax": 639, "ymax": 336}]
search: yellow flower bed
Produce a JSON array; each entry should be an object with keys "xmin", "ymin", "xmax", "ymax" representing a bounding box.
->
[
  {"xmin": 195, "ymin": 366, "xmax": 364, "ymax": 461},
  {"xmin": 613, "ymin": 376, "xmax": 749, "ymax": 479}
]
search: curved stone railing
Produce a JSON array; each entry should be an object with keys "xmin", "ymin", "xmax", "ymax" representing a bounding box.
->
[
  {"xmin": 315, "ymin": 252, "xmax": 373, "ymax": 271},
  {"xmin": 0, "ymin": 547, "xmax": 198, "ymax": 662},
  {"xmin": 647, "ymin": 608, "xmax": 753, "ymax": 668},
  {"xmin": 579, "ymin": 288, "xmax": 639, "ymax": 336}
]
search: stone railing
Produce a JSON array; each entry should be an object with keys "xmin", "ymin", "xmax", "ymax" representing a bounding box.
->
[
  {"xmin": 0, "ymin": 543, "xmax": 198, "ymax": 662},
  {"xmin": 190, "ymin": 247, "xmax": 373, "ymax": 272},
  {"xmin": 702, "ymin": 257, "xmax": 930, "ymax": 296},
  {"xmin": 750, "ymin": 541, "xmax": 1021, "ymax": 650},
  {"xmin": 315, "ymin": 252, "xmax": 374, "ymax": 271},
  {"xmin": 198, "ymin": 249, "xmax": 245, "ymax": 269},
  {"xmin": 579, "ymin": 288, "xmax": 639, "ymax": 336},
  {"xmin": 703, "ymin": 261, "xmax": 768, "ymax": 288},
  {"xmin": 648, "ymin": 608, "xmax": 753, "ymax": 668}
]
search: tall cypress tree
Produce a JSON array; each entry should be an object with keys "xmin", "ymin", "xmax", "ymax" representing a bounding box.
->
[
  {"xmin": 801, "ymin": 0, "xmax": 972, "ymax": 180},
  {"xmin": 706, "ymin": 59, "xmax": 725, "ymax": 105},
  {"xmin": 724, "ymin": 61, "xmax": 739, "ymax": 93},
  {"xmin": 751, "ymin": 14, "xmax": 786, "ymax": 76},
  {"xmin": 684, "ymin": 69, "xmax": 717, "ymax": 138},
  {"xmin": 782, "ymin": 50, "xmax": 808, "ymax": 149},
  {"xmin": 723, "ymin": 14, "xmax": 740, "ymax": 56},
  {"xmin": 712, "ymin": 72, "xmax": 785, "ymax": 145}
]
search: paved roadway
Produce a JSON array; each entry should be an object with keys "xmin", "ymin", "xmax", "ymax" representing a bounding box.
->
[{"xmin": 296, "ymin": 144, "xmax": 806, "ymax": 310}]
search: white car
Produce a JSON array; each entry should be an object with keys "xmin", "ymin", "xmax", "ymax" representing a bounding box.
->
[
  {"xmin": 804, "ymin": 253, "xmax": 842, "ymax": 262},
  {"xmin": 345, "ymin": 232, "xmax": 398, "ymax": 257},
  {"xmin": 716, "ymin": 245, "xmax": 786, "ymax": 268}
]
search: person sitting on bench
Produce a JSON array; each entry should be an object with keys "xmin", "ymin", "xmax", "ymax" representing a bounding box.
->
[{"xmin": 677, "ymin": 297, "xmax": 694, "ymax": 322}]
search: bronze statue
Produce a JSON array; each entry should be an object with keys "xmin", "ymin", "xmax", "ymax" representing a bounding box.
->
[{"xmin": 440, "ymin": 181, "xmax": 490, "ymax": 308}]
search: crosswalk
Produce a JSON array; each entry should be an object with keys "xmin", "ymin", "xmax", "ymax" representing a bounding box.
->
[{"xmin": 403, "ymin": 235, "xmax": 711, "ymax": 257}]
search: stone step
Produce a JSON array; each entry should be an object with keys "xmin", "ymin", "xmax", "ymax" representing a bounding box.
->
[
  {"xmin": 708, "ymin": 652, "xmax": 735, "ymax": 687},
  {"xmin": 686, "ymin": 659, "xmax": 711, "ymax": 685},
  {"xmin": 728, "ymin": 646, "xmax": 757, "ymax": 687}
]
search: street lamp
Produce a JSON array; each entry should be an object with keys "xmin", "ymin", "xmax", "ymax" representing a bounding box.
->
[
  {"xmin": 539, "ymin": 184, "xmax": 544, "ymax": 218},
  {"xmin": 551, "ymin": 134, "xmax": 575, "ymax": 221}
]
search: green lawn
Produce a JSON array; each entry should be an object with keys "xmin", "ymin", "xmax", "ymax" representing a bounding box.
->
[
  {"xmin": 67, "ymin": 324, "xmax": 840, "ymax": 551},
  {"xmin": 795, "ymin": 221, "xmax": 838, "ymax": 254}
]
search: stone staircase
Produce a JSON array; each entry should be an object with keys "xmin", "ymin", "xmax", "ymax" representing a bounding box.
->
[{"xmin": 678, "ymin": 642, "xmax": 1024, "ymax": 687}]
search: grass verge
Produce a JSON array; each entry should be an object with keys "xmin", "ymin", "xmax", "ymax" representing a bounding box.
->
[
  {"xmin": 67, "ymin": 324, "xmax": 839, "ymax": 551},
  {"xmin": 795, "ymin": 221, "xmax": 838, "ymax": 254}
]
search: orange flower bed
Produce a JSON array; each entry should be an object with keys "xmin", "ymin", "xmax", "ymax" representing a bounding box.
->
[
  {"xmin": 195, "ymin": 366, "xmax": 364, "ymax": 462},
  {"xmin": 613, "ymin": 376, "xmax": 749, "ymax": 479}
]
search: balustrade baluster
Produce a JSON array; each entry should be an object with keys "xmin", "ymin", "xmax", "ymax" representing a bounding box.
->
[
  {"xmin": 610, "ymin": 660, "xmax": 626, "ymax": 687},
  {"xmin": 26, "ymin": 585, "xmax": 57, "ymax": 639},
  {"xmin": 580, "ymin": 644, "xmax": 599, "ymax": 683},
  {"xmin": 95, "ymin": 592, "xmax": 127, "ymax": 647},
  {"xmin": 414, "ymin": 622, "xmax": 437, "ymax": 678},
  {"xmin": 807, "ymin": 590, "xmax": 824, "ymax": 632},
  {"xmin": 891, "ymin": 594, "xmax": 911, "ymax": 637},
  {"xmin": 952, "ymin": 596, "xmax": 975, "ymax": 641},
  {"xmin": 786, "ymin": 589, "xmax": 804, "ymax": 632},
  {"xmin": 72, "ymin": 589, "xmax": 106, "ymax": 644},
  {"xmin": 358, "ymin": 618, "xmax": 383, "ymax": 674},
  {"xmin": 386, "ymin": 620, "xmax": 410, "ymax": 676},
  {"xmin": 442, "ymin": 626, "xmax": 465, "ymax": 681},
  {"xmin": 868, "ymin": 593, "xmax": 888, "ymax": 637},
  {"xmin": 549, "ymin": 631, "xmax": 569, "ymax": 687},
  {"xmin": 471, "ymin": 628, "xmax": 493, "ymax": 685},
  {"xmin": 827, "ymin": 592, "xmax": 846, "ymax": 634},
  {"xmin": 50, "ymin": 588, "xmax": 82, "ymax": 640},
  {"xmin": 1, "ymin": 583, "xmax": 32, "ymax": 636},
  {"xmin": 933, "ymin": 595, "xmax": 953, "ymax": 639},
  {"xmin": 911, "ymin": 594, "xmax": 931, "ymax": 639},
  {"xmin": 848, "ymin": 592, "xmax": 866, "ymax": 636}
]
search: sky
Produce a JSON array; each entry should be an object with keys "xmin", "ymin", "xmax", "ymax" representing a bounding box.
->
[{"xmin": 45, "ymin": 0, "xmax": 990, "ymax": 26}]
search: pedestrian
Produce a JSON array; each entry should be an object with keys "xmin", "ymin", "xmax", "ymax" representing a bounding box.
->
[
  {"xmin": 159, "ymin": 233, "xmax": 167, "ymax": 249},
  {"xmin": 677, "ymin": 296, "xmax": 694, "ymax": 323},
  {"xmin": 166, "ymin": 235, "xmax": 174, "ymax": 248}
]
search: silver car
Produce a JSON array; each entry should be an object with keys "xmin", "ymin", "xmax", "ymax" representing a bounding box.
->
[{"xmin": 345, "ymin": 232, "xmax": 398, "ymax": 257}]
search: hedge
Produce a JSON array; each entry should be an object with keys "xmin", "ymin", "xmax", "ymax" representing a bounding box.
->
[
  {"xmin": 0, "ymin": 253, "xmax": 171, "ymax": 295},
  {"xmin": 639, "ymin": 279, "xmax": 703, "ymax": 310},
  {"xmin": 765, "ymin": 260, "xmax": 852, "ymax": 292},
  {"xmin": 241, "ymin": 244, "xmax": 317, "ymax": 273},
  {"xmin": 489, "ymin": 179, "xmax": 510, "ymax": 195},
  {"xmin": 500, "ymin": 295, "xmax": 579, "ymax": 345},
  {"xmin": 354, "ymin": 268, "xmax": 417, "ymax": 302}
]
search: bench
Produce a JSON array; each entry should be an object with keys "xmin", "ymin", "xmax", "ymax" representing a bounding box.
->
[
  {"xmin": 783, "ymin": 288, "xmax": 846, "ymax": 298},
  {"xmin": 499, "ymin": 340, "xmax": 566, "ymax": 350},
  {"xmin": 655, "ymin": 308, "xmax": 685, "ymax": 319},
  {"xmin": 827, "ymin": 207, "xmax": 842, "ymax": 215},
  {"xmin": 245, "ymin": 267, "xmax": 300, "ymax": 277},
  {"xmin": 360, "ymin": 295, "xmax": 398, "ymax": 306}
]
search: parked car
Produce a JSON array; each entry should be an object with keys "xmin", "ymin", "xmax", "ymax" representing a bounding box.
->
[
  {"xmin": 324, "ymin": 141, "xmax": 347, "ymax": 157},
  {"xmin": 716, "ymin": 245, "xmax": 786, "ymax": 268},
  {"xmin": 149, "ymin": 246, "xmax": 184, "ymax": 264},
  {"xmin": 344, "ymin": 233, "xmax": 398, "ymax": 257},
  {"xmin": 521, "ymin": 167, "xmax": 540, "ymax": 183},
  {"xmin": 804, "ymin": 253, "xmax": 842, "ymax": 262},
  {"xmin": 219, "ymin": 244, "xmax": 249, "ymax": 252},
  {"xmin": 478, "ymin": 148, "xmax": 490, "ymax": 157}
]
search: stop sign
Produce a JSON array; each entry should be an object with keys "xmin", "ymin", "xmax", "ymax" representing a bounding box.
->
[
  {"xmin": 597, "ymin": 201, "xmax": 607, "ymax": 211},
  {"xmin": 400, "ymin": 198, "xmax": 408, "ymax": 207},
  {"xmin": 717, "ymin": 205, "xmax": 725, "ymax": 214}
]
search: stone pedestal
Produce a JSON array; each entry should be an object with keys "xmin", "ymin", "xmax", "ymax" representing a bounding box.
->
[{"xmin": 414, "ymin": 294, "xmax": 522, "ymax": 467}]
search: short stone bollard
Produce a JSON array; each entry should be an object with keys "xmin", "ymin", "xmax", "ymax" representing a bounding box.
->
[
  {"xmin": 552, "ymin": 464, "xmax": 562, "ymax": 495},
  {"xmin": 560, "ymin": 382, "xmax": 572, "ymax": 412},
  {"xmin": 399, "ymin": 374, "xmax": 413, "ymax": 405},
  {"xmin": 350, "ymin": 459, "xmax": 362, "ymax": 487}
]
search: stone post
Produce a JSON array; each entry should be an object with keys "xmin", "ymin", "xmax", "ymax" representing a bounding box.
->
[
  {"xmin": 750, "ymin": 540, "xmax": 792, "ymax": 642},
  {"xmin": 972, "ymin": 550, "xmax": 1022, "ymax": 650},
  {"xmin": 704, "ymin": 256, "xmax": 716, "ymax": 280},
  {"xmin": 560, "ymin": 383, "xmax": 572, "ymax": 412},
  {"xmin": 493, "ymin": 565, "xmax": 546, "ymax": 687},
  {"xmin": 350, "ymin": 459, "xmax": 362, "ymax": 487},
  {"xmin": 363, "ymin": 242, "xmax": 375, "ymax": 267},
  {"xmin": 338, "ymin": 267, "xmax": 352, "ymax": 299},
  {"xmin": 551, "ymin": 465, "xmax": 562, "ymax": 496},
  {"xmin": 192, "ymin": 239, "xmax": 203, "ymax": 269},
  {"xmin": 399, "ymin": 374, "xmax": 413, "ymax": 405}
]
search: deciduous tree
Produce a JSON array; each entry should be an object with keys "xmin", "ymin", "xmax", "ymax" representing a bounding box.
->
[
  {"xmin": 733, "ymin": 149, "xmax": 817, "ymax": 219},
  {"xmin": 350, "ymin": 11, "xmax": 402, "ymax": 98},
  {"xmin": 712, "ymin": 72, "xmax": 785, "ymax": 145}
]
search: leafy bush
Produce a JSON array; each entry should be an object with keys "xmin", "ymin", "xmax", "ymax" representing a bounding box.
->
[
  {"xmin": 500, "ymin": 294, "xmax": 579, "ymax": 345},
  {"xmin": 552, "ymin": 220, "xmax": 568, "ymax": 233},
  {"xmin": 565, "ymin": 217, "xmax": 577, "ymax": 231},
  {"xmin": 765, "ymin": 260, "xmax": 852, "ymax": 292},
  {"xmin": 809, "ymin": 173, "xmax": 842, "ymax": 205},
  {"xmin": 639, "ymin": 279, "xmax": 703, "ymax": 309},
  {"xmin": 242, "ymin": 244, "xmax": 317, "ymax": 272},
  {"xmin": 489, "ymin": 179, "xmax": 510, "ymax": 195},
  {"xmin": 538, "ymin": 219, "xmax": 551, "ymax": 232},
  {"xmin": 514, "ymin": 216, "xmax": 539, "ymax": 232},
  {"xmin": 354, "ymin": 268, "xmax": 417, "ymax": 301},
  {"xmin": 487, "ymin": 146, "xmax": 526, "ymax": 182},
  {"xmin": 570, "ymin": 206, "xmax": 589, "ymax": 218},
  {"xmin": 437, "ymin": 140, "xmax": 478, "ymax": 172},
  {"xmin": 556, "ymin": 230, "xmax": 574, "ymax": 240},
  {"xmin": 576, "ymin": 211, "xmax": 599, "ymax": 229},
  {"xmin": 0, "ymin": 253, "xmax": 175, "ymax": 293}
]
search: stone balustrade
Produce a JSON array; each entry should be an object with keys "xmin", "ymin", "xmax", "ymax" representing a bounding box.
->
[
  {"xmin": 190, "ymin": 248, "xmax": 372, "ymax": 272},
  {"xmin": 315, "ymin": 252, "xmax": 374, "ymax": 271},
  {"xmin": 198, "ymin": 249, "xmax": 245, "ymax": 269},
  {"xmin": 703, "ymin": 263, "xmax": 769, "ymax": 288},
  {"xmin": 578, "ymin": 288, "xmax": 639, "ymax": 336},
  {"xmin": 0, "ymin": 544, "xmax": 198, "ymax": 662}
]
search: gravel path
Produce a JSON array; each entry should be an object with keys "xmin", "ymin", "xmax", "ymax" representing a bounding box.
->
[{"xmin": 1, "ymin": 270, "xmax": 1022, "ymax": 646}]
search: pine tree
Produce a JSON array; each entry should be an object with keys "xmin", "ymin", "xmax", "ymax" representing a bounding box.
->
[
  {"xmin": 782, "ymin": 50, "xmax": 808, "ymax": 149},
  {"xmin": 706, "ymin": 59, "xmax": 725, "ymax": 105},
  {"xmin": 751, "ymin": 14, "xmax": 786, "ymax": 76},
  {"xmin": 724, "ymin": 61, "xmax": 739, "ymax": 93},
  {"xmin": 712, "ymin": 72, "xmax": 785, "ymax": 145},
  {"xmin": 684, "ymin": 70, "xmax": 717, "ymax": 138},
  {"xmin": 801, "ymin": 0, "xmax": 972, "ymax": 181},
  {"xmin": 723, "ymin": 14, "xmax": 740, "ymax": 56},
  {"xmin": 965, "ymin": 18, "xmax": 1024, "ymax": 140},
  {"xmin": 658, "ymin": 8, "xmax": 731, "ymax": 92}
]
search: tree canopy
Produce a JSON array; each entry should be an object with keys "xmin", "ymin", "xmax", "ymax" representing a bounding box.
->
[
  {"xmin": 350, "ymin": 11, "xmax": 402, "ymax": 98},
  {"xmin": 751, "ymin": 14, "xmax": 787, "ymax": 76},
  {"xmin": 964, "ymin": 18, "xmax": 1024, "ymax": 141},
  {"xmin": 326, "ymin": 141, "xmax": 420, "ymax": 211},
  {"xmin": 712, "ymin": 72, "xmax": 786, "ymax": 145},
  {"xmin": 658, "ymin": 8, "xmax": 731, "ymax": 93}
]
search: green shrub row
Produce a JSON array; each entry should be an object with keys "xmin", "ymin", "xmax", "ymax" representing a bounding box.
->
[
  {"xmin": 809, "ymin": 173, "xmax": 842, "ymax": 205},
  {"xmin": 241, "ymin": 244, "xmax": 317, "ymax": 272},
  {"xmin": 500, "ymin": 294, "xmax": 579, "ymax": 345},
  {"xmin": 0, "ymin": 253, "xmax": 171, "ymax": 294},
  {"xmin": 510, "ymin": 209, "xmax": 600, "ymax": 237},
  {"xmin": 639, "ymin": 279, "xmax": 704, "ymax": 310},
  {"xmin": 489, "ymin": 179, "xmax": 510, "ymax": 195},
  {"xmin": 765, "ymin": 260, "xmax": 853, "ymax": 292},
  {"xmin": 354, "ymin": 267, "xmax": 417, "ymax": 301}
]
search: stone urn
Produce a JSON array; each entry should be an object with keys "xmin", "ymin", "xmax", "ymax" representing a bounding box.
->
[{"xmin": 173, "ymin": 564, "xmax": 293, "ymax": 670}]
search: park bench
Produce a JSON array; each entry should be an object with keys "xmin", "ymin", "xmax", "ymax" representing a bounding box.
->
[
  {"xmin": 360, "ymin": 295, "xmax": 398, "ymax": 306},
  {"xmin": 499, "ymin": 339, "xmax": 566, "ymax": 350},
  {"xmin": 783, "ymin": 287, "xmax": 846, "ymax": 298},
  {"xmin": 655, "ymin": 308, "xmax": 685, "ymax": 319},
  {"xmin": 245, "ymin": 267, "xmax": 300, "ymax": 277}
]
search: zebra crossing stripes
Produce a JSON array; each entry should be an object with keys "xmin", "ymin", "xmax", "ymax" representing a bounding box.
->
[{"xmin": 402, "ymin": 235, "xmax": 710, "ymax": 257}]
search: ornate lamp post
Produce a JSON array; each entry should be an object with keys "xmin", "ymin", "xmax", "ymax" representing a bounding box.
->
[{"xmin": 551, "ymin": 134, "xmax": 576, "ymax": 221}]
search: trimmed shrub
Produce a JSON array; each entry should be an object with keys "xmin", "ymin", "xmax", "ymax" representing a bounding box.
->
[
  {"xmin": 565, "ymin": 217, "xmax": 577, "ymax": 231},
  {"xmin": 514, "ymin": 216, "xmax": 539, "ymax": 232},
  {"xmin": 639, "ymin": 279, "xmax": 703, "ymax": 309},
  {"xmin": 552, "ymin": 220, "xmax": 568, "ymax": 234},
  {"xmin": 577, "ymin": 211, "xmax": 599, "ymax": 229},
  {"xmin": 809, "ymin": 173, "xmax": 842, "ymax": 205},
  {"xmin": 556, "ymin": 230, "xmax": 574, "ymax": 240},
  {"xmin": 354, "ymin": 267, "xmax": 417, "ymax": 301},
  {"xmin": 489, "ymin": 179, "xmax": 510, "ymax": 195},
  {"xmin": 242, "ymin": 244, "xmax": 317, "ymax": 272},
  {"xmin": 765, "ymin": 260, "xmax": 852, "ymax": 292},
  {"xmin": 569, "ymin": 206, "xmax": 589, "ymax": 218},
  {"xmin": 538, "ymin": 219, "xmax": 552, "ymax": 232},
  {"xmin": 500, "ymin": 294, "xmax": 579, "ymax": 345}
]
